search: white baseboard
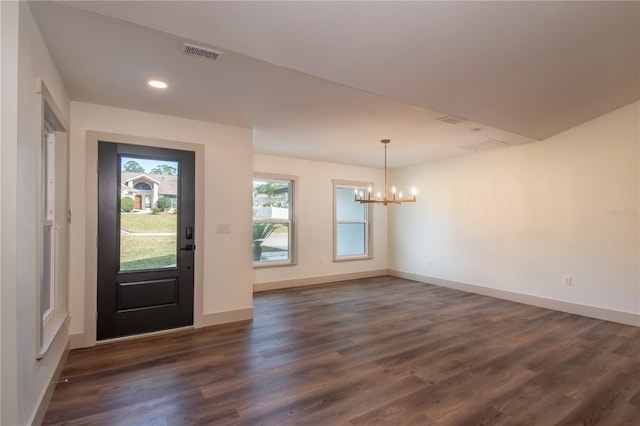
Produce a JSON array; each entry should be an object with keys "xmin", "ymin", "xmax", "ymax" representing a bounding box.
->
[
  {"xmin": 69, "ymin": 332, "xmax": 86, "ymax": 350},
  {"xmin": 197, "ymin": 307, "xmax": 254, "ymax": 328},
  {"xmin": 253, "ymin": 269, "xmax": 390, "ymax": 292},
  {"xmin": 390, "ymin": 270, "xmax": 639, "ymax": 327},
  {"xmin": 31, "ymin": 339, "xmax": 70, "ymax": 426}
]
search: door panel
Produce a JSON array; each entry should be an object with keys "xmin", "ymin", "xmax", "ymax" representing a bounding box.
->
[
  {"xmin": 97, "ymin": 142, "xmax": 195, "ymax": 340},
  {"xmin": 117, "ymin": 278, "xmax": 178, "ymax": 311}
]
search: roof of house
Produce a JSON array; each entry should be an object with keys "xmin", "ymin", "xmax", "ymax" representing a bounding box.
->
[{"xmin": 121, "ymin": 172, "xmax": 178, "ymax": 196}]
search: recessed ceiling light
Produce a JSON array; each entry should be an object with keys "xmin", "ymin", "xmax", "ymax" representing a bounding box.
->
[{"xmin": 148, "ymin": 80, "xmax": 167, "ymax": 89}]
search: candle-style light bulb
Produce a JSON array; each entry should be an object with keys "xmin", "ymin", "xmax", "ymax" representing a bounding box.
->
[
  {"xmin": 392, "ymin": 186, "xmax": 396, "ymax": 194},
  {"xmin": 399, "ymin": 192, "xmax": 403, "ymax": 198},
  {"xmin": 377, "ymin": 192, "xmax": 382, "ymax": 198},
  {"xmin": 368, "ymin": 186, "xmax": 372, "ymax": 193},
  {"xmin": 411, "ymin": 187, "xmax": 417, "ymax": 195}
]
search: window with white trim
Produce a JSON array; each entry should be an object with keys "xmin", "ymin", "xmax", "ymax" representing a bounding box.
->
[
  {"xmin": 334, "ymin": 180, "xmax": 372, "ymax": 260},
  {"xmin": 38, "ymin": 87, "xmax": 68, "ymax": 359},
  {"xmin": 253, "ymin": 175, "xmax": 296, "ymax": 266}
]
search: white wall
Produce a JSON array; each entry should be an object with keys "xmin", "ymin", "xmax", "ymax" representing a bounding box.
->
[
  {"xmin": 68, "ymin": 102, "xmax": 254, "ymax": 346},
  {"xmin": 1, "ymin": 2, "xmax": 71, "ymax": 424},
  {"xmin": 389, "ymin": 102, "xmax": 640, "ymax": 325},
  {"xmin": 0, "ymin": 3, "xmax": 19, "ymax": 423},
  {"xmin": 253, "ymin": 154, "xmax": 388, "ymax": 289}
]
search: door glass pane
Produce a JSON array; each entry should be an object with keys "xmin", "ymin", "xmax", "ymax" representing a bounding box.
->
[
  {"xmin": 337, "ymin": 223, "xmax": 366, "ymax": 256},
  {"xmin": 120, "ymin": 156, "xmax": 178, "ymax": 271}
]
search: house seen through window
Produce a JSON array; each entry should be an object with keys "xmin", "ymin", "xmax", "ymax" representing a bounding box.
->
[{"xmin": 119, "ymin": 157, "xmax": 179, "ymax": 271}]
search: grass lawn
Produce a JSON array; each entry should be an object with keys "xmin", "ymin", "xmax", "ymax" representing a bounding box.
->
[
  {"xmin": 121, "ymin": 213, "xmax": 177, "ymax": 233},
  {"xmin": 120, "ymin": 235, "xmax": 176, "ymax": 271},
  {"xmin": 120, "ymin": 213, "xmax": 177, "ymax": 270}
]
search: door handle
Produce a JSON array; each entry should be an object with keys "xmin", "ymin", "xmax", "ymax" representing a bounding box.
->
[{"xmin": 180, "ymin": 244, "xmax": 195, "ymax": 251}]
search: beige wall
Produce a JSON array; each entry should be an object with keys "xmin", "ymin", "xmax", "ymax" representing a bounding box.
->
[
  {"xmin": 1, "ymin": 2, "xmax": 71, "ymax": 424},
  {"xmin": 389, "ymin": 102, "xmax": 640, "ymax": 325},
  {"xmin": 68, "ymin": 102, "xmax": 254, "ymax": 346},
  {"xmin": 253, "ymin": 154, "xmax": 388, "ymax": 289}
]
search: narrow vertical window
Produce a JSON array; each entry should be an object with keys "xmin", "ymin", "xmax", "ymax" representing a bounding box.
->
[
  {"xmin": 41, "ymin": 132, "xmax": 55, "ymax": 319},
  {"xmin": 253, "ymin": 175, "xmax": 296, "ymax": 266},
  {"xmin": 334, "ymin": 181, "xmax": 372, "ymax": 260},
  {"xmin": 37, "ymin": 87, "xmax": 68, "ymax": 359}
]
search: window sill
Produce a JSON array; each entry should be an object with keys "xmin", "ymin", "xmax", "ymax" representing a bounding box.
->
[
  {"xmin": 37, "ymin": 311, "xmax": 68, "ymax": 360},
  {"xmin": 253, "ymin": 260, "xmax": 297, "ymax": 268},
  {"xmin": 333, "ymin": 255, "xmax": 372, "ymax": 262}
]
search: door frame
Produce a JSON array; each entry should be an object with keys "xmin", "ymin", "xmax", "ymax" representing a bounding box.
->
[{"xmin": 80, "ymin": 131, "xmax": 204, "ymax": 347}]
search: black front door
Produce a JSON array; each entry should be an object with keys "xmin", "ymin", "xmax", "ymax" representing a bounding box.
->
[{"xmin": 97, "ymin": 142, "xmax": 195, "ymax": 340}]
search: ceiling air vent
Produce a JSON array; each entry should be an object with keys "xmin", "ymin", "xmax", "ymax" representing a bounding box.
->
[
  {"xmin": 181, "ymin": 43, "xmax": 223, "ymax": 61},
  {"xmin": 460, "ymin": 139, "xmax": 510, "ymax": 152},
  {"xmin": 437, "ymin": 115, "xmax": 466, "ymax": 125}
]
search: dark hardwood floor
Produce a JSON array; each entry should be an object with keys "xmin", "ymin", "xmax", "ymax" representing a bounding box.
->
[{"xmin": 44, "ymin": 276, "xmax": 640, "ymax": 425}]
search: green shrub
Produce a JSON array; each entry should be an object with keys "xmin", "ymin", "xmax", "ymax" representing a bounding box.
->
[
  {"xmin": 151, "ymin": 207, "xmax": 163, "ymax": 215},
  {"xmin": 253, "ymin": 223, "xmax": 280, "ymax": 247},
  {"xmin": 157, "ymin": 197, "xmax": 171, "ymax": 211},
  {"xmin": 121, "ymin": 196, "xmax": 135, "ymax": 212}
]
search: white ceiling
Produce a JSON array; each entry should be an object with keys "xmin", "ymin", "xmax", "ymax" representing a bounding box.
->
[{"xmin": 30, "ymin": 1, "xmax": 639, "ymax": 168}]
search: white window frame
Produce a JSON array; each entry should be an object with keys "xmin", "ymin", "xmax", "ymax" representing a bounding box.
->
[
  {"xmin": 333, "ymin": 179, "xmax": 373, "ymax": 261},
  {"xmin": 252, "ymin": 173, "xmax": 298, "ymax": 267},
  {"xmin": 37, "ymin": 81, "xmax": 69, "ymax": 359}
]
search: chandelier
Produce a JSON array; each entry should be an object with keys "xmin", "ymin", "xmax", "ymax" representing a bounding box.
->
[{"xmin": 355, "ymin": 139, "xmax": 416, "ymax": 206}]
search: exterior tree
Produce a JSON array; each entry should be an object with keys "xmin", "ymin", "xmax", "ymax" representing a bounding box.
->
[
  {"xmin": 123, "ymin": 160, "xmax": 145, "ymax": 173},
  {"xmin": 254, "ymin": 182, "xmax": 280, "ymax": 197},
  {"xmin": 253, "ymin": 182, "xmax": 289, "ymax": 207},
  {"xmin": 150, "ymin": 164, "xmax": 177, "ymax": 175}
]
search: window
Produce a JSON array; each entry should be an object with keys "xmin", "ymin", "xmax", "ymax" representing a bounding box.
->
[
  {"xmin": 334, "ymin": 180, "xmax": 372, "ymax": 260},
  {"xmin": 253, "ymin": 175, "xmax": 296, "ymax": 266},
  {"xmin": 41, "ymin": 131, "xmax": 55, "ymax": 320},
  {"xmin": 134, "ymin": 182, "xmax": 151, "ymax": 190},
  {"xmin": 38, "ymin": 87, "xmax": 68, "ymax": 359}
]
